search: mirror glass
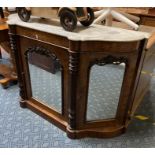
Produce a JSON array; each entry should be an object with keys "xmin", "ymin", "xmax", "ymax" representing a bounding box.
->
[
  {"xmin": 86, "ymin": 63, "xmax": 125, "ymax": 121},
  {"xmin": 27, "ymin": 51, "xmax": 62, "ymax": 113}
]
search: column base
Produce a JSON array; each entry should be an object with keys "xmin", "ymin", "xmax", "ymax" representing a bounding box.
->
[{"xmin": 20, "ymin": 99, "xmax": 27, "ymax": 108}]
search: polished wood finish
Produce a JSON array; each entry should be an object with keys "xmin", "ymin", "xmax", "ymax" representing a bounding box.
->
[{"xmin": 8, "ymin": 23, "xmax": 155, "ymax": 138}]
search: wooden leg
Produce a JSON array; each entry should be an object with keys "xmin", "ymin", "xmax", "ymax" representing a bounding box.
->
[
  {"xmin": 0, "ymin": 7, "xmax": 4, "ymax": 19},
  {"xmin": 0, "ymin": 63, "xmax": 18, "ymax": 89},
  {"xmin": 0, "ymin": 77, "xmax": 18, "ymax": 89},
  {"xmin": 0, "ymin": 78, "xmax": 10, "ymax": 89},
  {"xmin": 0, "ymin": 47, "xmax": 2, "ymax": 59}
]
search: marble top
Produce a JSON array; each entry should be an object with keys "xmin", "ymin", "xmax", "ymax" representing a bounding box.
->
[{"xmin": 7, "ymin": 14, "xmax": 151, "ymax": 42}]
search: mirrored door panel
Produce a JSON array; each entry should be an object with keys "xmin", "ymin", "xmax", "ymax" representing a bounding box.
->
[
  {"xmin": 26, "ymin": 47, "xmax": 62, "ymax": 113},
  {"xmin": 86, "ymin": 63, "xmax": 125, "ymax": 121}
]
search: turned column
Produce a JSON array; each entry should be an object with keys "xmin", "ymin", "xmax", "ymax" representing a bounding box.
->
[
  {"xmin": 9, "ymin": 25, "xmax": 27, "ymax": 107},
  {"xmin": 68, "ymin": 51, "xmax": 80, "ymax": 130}
]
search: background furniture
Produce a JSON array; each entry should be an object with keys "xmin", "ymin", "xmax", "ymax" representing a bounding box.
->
[
  {"xmin": 94, "ymin": 8, "xmax": 155, "ymax": 28},
  {"xmin": 118, "ymin": 8, "xmax": 155, "ymax": 27},
  {"xmin": 94, "ymin": 8, "xmax": 140, "ymax": 30},
  {"xmin": 8, "ymin": 14, "xmax": 155, "ymax": 139},
  {"xmin": 0, "ymin": 7, "xmax": 4, "ymax": 18},
  {"xmin": 0, "ymin": 8, "xmax": 17, "ymax": 88}
]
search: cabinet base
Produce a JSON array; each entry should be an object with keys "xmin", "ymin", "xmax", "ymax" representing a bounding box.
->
[
  {"xmin": 66, "ymin": 126, "xmax": 126, "ymax": 139},
  {"xmin": 20, "ymin": 99, "xmax": 129, "ymax": 139}
]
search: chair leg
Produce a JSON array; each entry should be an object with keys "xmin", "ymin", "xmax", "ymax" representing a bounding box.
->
[
  {"xmin": 0, "ymin": 47, "xmax": 2, "ymax": 59},
  {"xmin": 0, "ymin": 7, "xmax": 4, "ymax": 18}
]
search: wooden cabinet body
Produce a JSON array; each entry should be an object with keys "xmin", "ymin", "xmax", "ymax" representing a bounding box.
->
[{"xmin": 8, "ymin": 14, "xmax": 155, "ymax": 138}]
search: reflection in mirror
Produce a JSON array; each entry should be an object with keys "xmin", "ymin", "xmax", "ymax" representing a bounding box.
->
[
  {"xmin": 87, "ymin": 63, "xmax": 125, "ymax": 121},
  {"xmin": 27, "ymin": 49, "xmax": 62, "ymax": 113}
]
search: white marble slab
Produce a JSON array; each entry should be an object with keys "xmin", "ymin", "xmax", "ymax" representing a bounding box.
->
[{"xmin": 7, "ymin": 14, "xmax": 151, "ymax": 42}]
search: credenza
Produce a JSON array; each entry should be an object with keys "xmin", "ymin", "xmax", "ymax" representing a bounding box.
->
[{"xmin": 8, "ymin": 14, "xmax": 155, "ymax": 138}]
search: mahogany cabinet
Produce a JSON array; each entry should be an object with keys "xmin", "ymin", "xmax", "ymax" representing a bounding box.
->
[{"xmin": 8, "ymin": 14, "xmax": 155, "ymax": 138}]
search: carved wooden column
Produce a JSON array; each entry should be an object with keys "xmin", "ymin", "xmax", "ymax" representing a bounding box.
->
[
  {"xmin": 9, "ymin": 26, "xmax": 26, "ymax": 107},
  {"xmin": 68, "ymin": 51, "xmax": 80, "ymax": 131}
]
